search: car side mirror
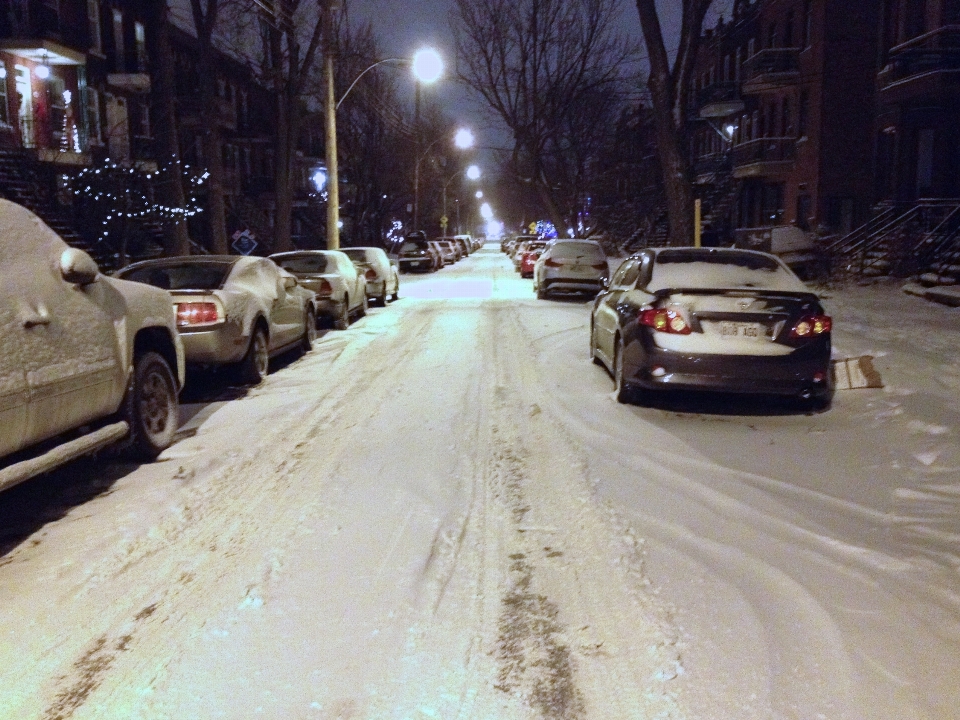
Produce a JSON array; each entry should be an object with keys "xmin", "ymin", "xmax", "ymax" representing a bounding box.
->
[{"xmin": 60, "ymin": 248, "xmax": 99, "ymax": 285}]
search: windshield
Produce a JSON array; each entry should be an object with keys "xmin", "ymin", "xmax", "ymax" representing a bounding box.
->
[
  {"xmin": 273, "ymin": 255, "xmax": 329, "ymax": 274},
  {"xmin": 342, "ymin": 249, "xmax": 371, "ymax": 263},
  {"xmin": 120, "ymin": 262, "xmax": 233, "ymax": 290},
  {"xmin": 548, "ymin": 242, "xmax": 605, "ymax": 261}
]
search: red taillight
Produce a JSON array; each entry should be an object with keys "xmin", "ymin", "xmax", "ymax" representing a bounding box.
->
[
  {"xmin": 638, "ymin": 307, "xmax": 692, "ymax": 335},
  {"xmin": 364, "ymin": 268, "xmax": 377, "ymax": 281},
  {"xmin": 176, "ymin": 301, "xmax": 221, "ymax": 327},
  {"xmin": 790, "ymin": 314, "xmax": 832, "ymax": 338},
  {"xmin": 544, "ymin": 257, "xmax": 562, "ymax": 267},
  {"xmin": 317, "ymin": 278, "xmax": 333, "ymax": 297}
]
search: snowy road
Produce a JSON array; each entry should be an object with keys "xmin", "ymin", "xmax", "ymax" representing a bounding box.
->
[{"xmin": 1, "ymin": 244, "xmax": 958, "ymax": 719}]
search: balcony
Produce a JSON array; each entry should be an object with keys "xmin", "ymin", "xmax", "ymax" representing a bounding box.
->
[
  {"xmin": 697, "ymin": 82, "xmax": 745, "ymax": 118},
  {"xmin": 732, "ymin": 137, "xmax": 796, "ymax": 178},
  {"xmin": 879, "ymin": 26, "xmax": 960, "ymax": 104},
  {"xmin": 741, "ymin": 48, "xmax": 800, "ymax": 94}
]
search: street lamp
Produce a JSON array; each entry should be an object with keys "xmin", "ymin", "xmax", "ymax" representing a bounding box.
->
[
  {"xmin": 411, "ymin": 49, "xmax": 444, "ymax": 232},
  {"xmin": 324, "ymin": 44, "xmax": 442, "ymax": 249},
  {"xmin": 413, "ymin": 126, "xmax": 472, "ymax": 232},
  {"xmin": 441, "ymin": 164, "xmax": 480, "ymax": 234}
]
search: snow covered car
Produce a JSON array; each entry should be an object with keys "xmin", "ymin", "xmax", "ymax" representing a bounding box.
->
[
  {"xmin": 342, "ymin": 247, "xmax": 400, "ymax": 306},
  {"xmin": 533, "ymin": 239, "xmax": 609, "ymax": 298},
  {"xmin": 270, "ymin": 250, "xmax": 367, "ymax": 330},
  {"xmin": 590, "ymin": 247, "xmax": 833, "ymax": 408},
  {"xmin": 519, "ymin": 241, "xmax": 548, "ymax": 277},
  {"xmin": 394, "ymin": 234, "xmax": 440, "ymax": 273},
  {"xmin": 0, "ymin": 200, "xmax": 185, "ymax": 493},
  {"xmin": 115, "ymin": 256, "xmax": 317, "ymax": 384}
]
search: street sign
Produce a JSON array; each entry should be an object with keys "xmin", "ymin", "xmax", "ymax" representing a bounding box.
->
[
  {"xmin": 528, "ymin": 222, "xmax": 537, "ymax": 233},
  {"xmin": 440, "ymin": 215, "xmax": 448, "ymax": 230},
  {"xmin": 231, "ymin": 229, "xmax": 258, "ymax": 255}
]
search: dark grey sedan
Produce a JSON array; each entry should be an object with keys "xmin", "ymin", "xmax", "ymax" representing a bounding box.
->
[{"xmin": 590, "ymin": 247, "xmax": 833, "ymax": 408}]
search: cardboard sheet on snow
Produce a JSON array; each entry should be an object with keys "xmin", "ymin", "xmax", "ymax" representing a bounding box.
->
[{"xmin": 832, "ymin": 355, "xmax": 883, "ymax": 390}]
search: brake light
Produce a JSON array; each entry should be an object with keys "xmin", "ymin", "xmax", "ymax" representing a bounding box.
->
[
  {"xmin": 176, "ymin": 301, "xmax": 222, "ymax": 327},
  {"xmin": 317, "ymin": 278, "xmax": 333, "ymax": 297},
  {"xmin": 365, "ymin": 268, "xmax": 377, "ymax": 281},
  {"xmin": 790, "ymin": 314, "xmax": 832, "ymax": 338},
  {"xmin": 638, "ymin": 307, "xmax": 692, "ymax": 335},
  {"xmin": 544, "ymin": 257, "xmax": 562, "ymax": 267}
]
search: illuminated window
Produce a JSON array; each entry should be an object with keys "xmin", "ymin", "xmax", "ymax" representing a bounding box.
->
[
  {"xmin": 135, "ymin": 22, "xmax": 147, "ymax": 72},
  {"xmin": 112, "ymin": 8, "xmax": 124, "ymax": 72}
]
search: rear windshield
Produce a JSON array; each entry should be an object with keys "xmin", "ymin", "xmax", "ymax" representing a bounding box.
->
[
  {"xmin": 548, "ymin": 242, "xmax": 605, "ymax": 261},
  {"xmin": 342, "ymin": 249, "xmax": 371, "ymax": 262},
  {"xmin": 400, "ymin": 240, "xmax": 428, "ymax": 252},
  {"xmin": 649, "ymin": 250, "xmax": 805, "ymax": 292},
  {"xmin": 273, "ymin": 255, "xmax": 329, "ymax": 274},
  {"xmin": 120, "ymin": 263, "xmax": 232, "ymax": 290}
]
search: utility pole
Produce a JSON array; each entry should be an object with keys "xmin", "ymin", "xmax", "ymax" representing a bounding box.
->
[{"xmin": 323, "ymin": 0, "xmax": 340, "ymax": 249}]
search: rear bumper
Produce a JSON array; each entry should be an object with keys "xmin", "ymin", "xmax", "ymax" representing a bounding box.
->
[
  {"xmin": 624, "ymin": 339, "xmax": 832, "ymax": 398},
  {"xmin": 543, "ymin": 276, "xmax": 605, "ymax": 294},
  {"xmin": 180, "ymin": 323, "xmax": 248, "ymax": 365}
]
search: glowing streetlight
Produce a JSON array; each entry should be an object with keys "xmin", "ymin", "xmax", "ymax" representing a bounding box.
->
[
  {"xmin": 465, "ymin": 164, "xmax": 481, "ymax": 180},
  {"xmin": 412, "ymin": 48, "xmax": 443, "ymax": 84},
  {"xmin": 442, "ymin": 164, "xmax": 481, "ymax": 234},
  {"xmin": 475, "ymin": 190, "xmax": 483, "ymax": 199},
  {"xmin": 480, "ymin": 202, "xmax": 494, "ymax": 220}
]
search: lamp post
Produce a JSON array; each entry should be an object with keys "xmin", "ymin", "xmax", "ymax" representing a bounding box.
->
[
  {"xmin": 413, "ymin": 127, "xmax": 473, "ymax": 233},
  {"xmin": 441, "ymin": 164, "xmax": 480, "ymax": 234},
  {"xmin": 410, "ymin": 49, "xmax": 444, "ymax": 231},
  {"xmin": 323, "ymin": 46, "xmax": 441, "ymax": 249}
]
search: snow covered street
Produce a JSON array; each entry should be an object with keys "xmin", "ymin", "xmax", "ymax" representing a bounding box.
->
[{"xmin": 1, "ymin": 243, "xmax": 959, "ymax": 719}]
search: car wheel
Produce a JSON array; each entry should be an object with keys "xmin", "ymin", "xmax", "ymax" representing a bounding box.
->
[
  {"xmin": 301, "ymin": 309, "xmax": 317, "ymax": 353},
  {"xmin": 390, "ymin": 274, "xmax": 400, "ymax": 301},
  {"xmin": 334, "ymin": 296, "xmax": 350, "ymax": 330},
  {"xmin": 376, "ymin": 288, "xmax": 387, "ymax": 306},
  {"xmin": 122, "ymin": 351, "xmax": 178, "ymax": 459},
  {"xmin": 357, "ymin": 292, "xmax": 368, "ymax": 318},
  {"xmin": 239, "ymin": 326, "xmax": 270, "ymax": 384},
  {"xmin": 614, "ymin": 336, "xmax": 636, "ymax": 405}
]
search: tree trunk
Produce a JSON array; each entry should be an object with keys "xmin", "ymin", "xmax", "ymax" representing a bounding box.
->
[{"xmin": 144, "ymin": 0, "xmax": 190, "ymax": 256}]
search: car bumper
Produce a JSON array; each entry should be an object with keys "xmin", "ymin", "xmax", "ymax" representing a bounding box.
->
[
  {"xmin": 399, "ymin": 259, "xmax": 433, "ymax": 272},
  {"xmin": 179, "ymin": 323, "xmax": 248, "ymax": 365},
  {"xmin": 623, "ymin": 339, "xmax": 833, "ymax": 397},
  {"xmin": 364, "ymin": 279, "xmax": 386, "ymax": 297},
  {"xmin": 542, "ymin": 276, "xmax": 606, "ymax": 294},
  {"xmin": 314, "ymin": 297, "xmax": 345, "ymax": 319}
]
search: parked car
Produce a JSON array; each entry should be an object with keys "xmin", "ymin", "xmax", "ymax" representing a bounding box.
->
[
  {"xmin": 520, "ymin": 242, "xmax": 547, "ymax": 278},
  {"xmin": 438, "ymin": 238, "xmax": 462, "ymax": 262},
  {"xmin": 533, "ymin": 239, "xmax": 609, "ymax": 299},
  {"xmin": 430, "ymin": 240, "xmax": 455, "ymax": 266},
  {"xmin": 394, "ymin": 233, "xmax": 440, "ymax": 273},
  {"xmin": 342, "ymin": 247, "xmax": 400, "ymax": 306},
  {"xmin": 0, "ymin": 200, "xmax": 185, "ymax": 493},
  {"xmin": 116, "ymin": 255, "xmax": 317, "ymax": 384},
  {"xmin": 590, "ymin": 247, "xmax": 833, "ymax": 407},
  {"xmin": 270, "ymin": 250, "xmax": 367, "ymax": 330}
]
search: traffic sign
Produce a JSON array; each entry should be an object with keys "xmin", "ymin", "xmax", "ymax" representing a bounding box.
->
[{"xmin": 231, "ymin": 229, "xmax": 258, "ymax": 255}]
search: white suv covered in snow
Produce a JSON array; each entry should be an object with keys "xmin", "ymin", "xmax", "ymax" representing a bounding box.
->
[{"xmin": 0, "ymin": 200, "xmax": 185, "ymax": 493}]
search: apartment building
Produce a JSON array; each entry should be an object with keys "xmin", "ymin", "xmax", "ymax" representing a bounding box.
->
[{"xmin": 690, "ymin": 0, "xmax": 882, "ymax": 249}]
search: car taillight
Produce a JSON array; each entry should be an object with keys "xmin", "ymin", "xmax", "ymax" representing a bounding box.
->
[
  {"xmin": 176, "ymin": 301, "xmax": 222, "ymax": 327},
  {"xmin": 790, "ymin": 314, "xmax": 832, "ymax": 338},
  {"xmin": 638, "ymin": 307, "xmax": 692, "ymax": 335},
  {"xmin": 316, "ymin": 278, "xmax": 334, "ymax": 296},
  {"xmin": 365, "ymin": 268, "xmax": 377, "ymax": 281},
  {"xmin": 544, "ymin": 257, "xmax": 562, "ymax": 267}
]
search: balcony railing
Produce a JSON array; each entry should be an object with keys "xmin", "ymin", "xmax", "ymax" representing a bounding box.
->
[
  {"xmin": 741, "ymin": 48, "xmax": 800, "ymax": 92},
  {"xmin": 879, "ymin": 26, "xmax": 960, "ymax": 88},
  {"xmin": 696, "ymin": 82, "xmax": 745, "ymax": 118},
  {"xmin": 732, "ymin": 137, "xmax": 796, "ymax": 176}
]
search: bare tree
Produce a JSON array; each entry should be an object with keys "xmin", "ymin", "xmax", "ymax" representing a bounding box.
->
[
  {"xmin": 453, "ymin": 0, "xmax": 634, "ymax": 232},
  {"xmin": 634, "ymin": 0, "xmax": 714, "ymax": 245}
]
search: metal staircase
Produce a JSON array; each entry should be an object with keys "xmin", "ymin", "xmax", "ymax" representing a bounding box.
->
[{"xmin": 826, "ymin": 199, "xmax": 960, "ymax": 283}]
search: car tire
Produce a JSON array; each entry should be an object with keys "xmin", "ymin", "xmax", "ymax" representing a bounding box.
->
[
  {"xmin": 334, "ymin": 297, "xmax": 350, "ymax": 330},
  {"xmin": 357, "ymin": 292, "xmax": 368, "ymax": 318},
  {"xmin": 122, "ymin": 351, "xmax": 178, "ymax": 460},
  {"xmin": 239, "ymin": 326, "xmax": 270, "ymax": 384},
  {"xmin": 376, "ymin": 288, "xmax": 387, "ymax": 306},
  {"xmin": 301, "ymin": 309, "xmax": 317, "ymax": 354},
  {"xmin": 614, "ymin": 336, "xmax": 636, "ymax": 405}
]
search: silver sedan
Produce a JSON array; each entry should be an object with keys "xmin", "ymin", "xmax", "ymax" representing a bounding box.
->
[
  {"xmin": 115, "ymin": 256, "xmax": 317, "ymax": 384},
  {"xmin": 270, "ymin": 250, "xmax": 368, "ymax": 329}
]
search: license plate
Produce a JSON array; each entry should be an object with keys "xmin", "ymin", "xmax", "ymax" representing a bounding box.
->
[
  {"xmin": 410, "ymin": 261, "xmax": 422, "ymax": 267},
  {"xmin": 720, "ymin": 321, "xmax": 764, "ymax": 339}
]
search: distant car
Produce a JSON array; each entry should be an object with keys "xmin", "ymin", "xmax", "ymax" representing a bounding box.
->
[
  {"xmin": 0, "ymin": 200, "xmax": 185, "ymax": 493},
  {"xmin": 509, "ymin": 235, "xmax": 538, "ymax": 262},
  {"xmin": 533, "ymin": 239, "xmax": 609, "ymax": 299},
  {"xmin": 437, "ymin": 239, "xmax": 462, "ymax": 262},
  {"xmin": 342, "ymin": 247, "xmax": 400, "ymax": 306},
  {"xmin": 430, "ymin": 240, "xmax": 456, "ymax": 266},
  {"xmin": 394, "ymin": 233, "xmax": 440, "ymax": 273},
  {"xmin": 590, "ymin": 247, "xmax": 833, "ymax": 408},
  {"xmin": 270, "ymin": 250, "xmax": 367, "ymax": 329},
  {"xmin": 520, "ymin": 243, "xmax": 547, "ymax": 278},
  {"xmin": 116, "ymin": 255, "xmax": 317, "ymax": 384}
]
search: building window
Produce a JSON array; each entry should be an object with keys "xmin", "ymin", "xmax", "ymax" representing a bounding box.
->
[
  {"xmin": 0, "ymin": 66, "xmax": 8, "ymax": 126},
  {"xmin": 86, "ymin": 86, "xmax": 102, "ymax": 145},
  {"xmin": 802, "ymin": 0, "xmax": 813, "ymax": 48},
  {"xmin": 136, "ymin": 100, "xmax": 150, "ymax": 137},
  {"xmin": 748, "ymin": 38, "xmax": 756, "ymax": 57},
  {"xmin": 767, "ymin": 23, "xmax": 778, "ymax": 48},
  {"xmin": 112, "ymin": 8, "xmax": 124, "ymax": 72},
  {"xmin": 785, "ymin": 10, "xmax": 795, "ymax": 47},
  {"xmin": 88, "ymin": 0, "xmax": 102, "ymax": 53},
  {"xmin": 135, "ymin": 21, "xmax": 147, "ymax": 72}
]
